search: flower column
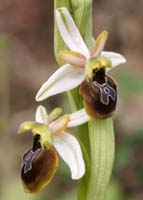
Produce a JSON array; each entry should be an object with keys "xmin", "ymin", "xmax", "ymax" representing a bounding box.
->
[{"xmin": 54, "ymin": 1, "xmax": 115, "ymax": 200}]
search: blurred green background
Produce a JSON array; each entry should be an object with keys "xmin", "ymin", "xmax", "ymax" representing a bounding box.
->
[{"xmin": 0, "ymin": 0, "xmax": 142, "ymax": 200}]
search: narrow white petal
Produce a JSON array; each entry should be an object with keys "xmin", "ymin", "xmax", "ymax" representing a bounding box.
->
[
  {"xmin": 58, "ymin": 50, "xmax": 86, "ymax": 67},
  {"xmin": 53, "ymin": 132, "xmax": 85, "ymax": 179},
  {"xmin": 50, "ymin": 115, "xmax": 70, "ymax": 136},
  {"xmin": 48, "ymin": 108, "xmax": 62, "ymax": 124},
  {"xmin": 68, "ymin": 109, "xmax": 90, "ymax": 127},
  {"xmin": 101, "ymin": 51, "xmax": 126, "ymax": 71},
  {"xmin": 35, "ymin": 64, "xmax": 86, "ymax": 101},
  {"xmin": 91, "ymin": 31, "xmax": 108, "ymax": 58},
  {"xmin": 35, "ymin": 105, "xmax": 48, "ymax": 124},
  {"xmin": 56, "ymin": 8, "xmax": 90, "ymax": 58}
]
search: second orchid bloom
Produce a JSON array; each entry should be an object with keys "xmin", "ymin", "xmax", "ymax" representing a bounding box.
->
[
  {"xmin": 36, "ymin": 7, "xmax": 126, "ymax": 118},
  {"xmin": 18, "ymin": 105, "xmax": 90, "ymax": 193}
]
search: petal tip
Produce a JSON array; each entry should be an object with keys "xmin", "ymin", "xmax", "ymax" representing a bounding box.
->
[
  {"xmin": 35, "ymin": 95, "xmax": 41, "ymax": 102},
  {"xmin": 122, "ymin": 56, "xmax": 127, "ymax": 63},
  {"xmin": 35, "ymin": 86, "xmax": 50, "ymax": 102},
  {"xmin": 102, "ymin": 30, "xmax": 108, "ymax": 38},
  {"xmin": 71, "ymin": 166, "xmax": 85, "ymax": 180},
  {"xmin": 55, "ymin": 7, "xmax": 90, "ymax": 58}
]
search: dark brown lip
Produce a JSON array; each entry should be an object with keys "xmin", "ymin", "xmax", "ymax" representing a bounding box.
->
[
  {"xmin": 79, "ymin": 74, "xmax": 117, "ymax": 118},
  {"xmin": 21, "ymin": 133, "xmax": 59, "ymax": 194},
  {"xmin": 21, "ymin": 146, "xmax": 58, "ymax": 194}
]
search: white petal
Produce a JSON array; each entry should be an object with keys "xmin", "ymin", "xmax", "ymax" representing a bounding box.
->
[
  {"xmin": 90, "ymin": 31, "xmax": 108, "ymax": 58},
  {"xmin": 35, "ymin": 105, "xmax": 48, "ymax": 124},
  {"xmin": 68, "ymin": 109, "xmax": 90, "ymax": 127},
  {"xmin": 50, "ymin": 115, "xmax": 70, "ymax": 136},
  {"xmin": 56, "ymin": 8, "xmax": 90, "ymax": 58},
  {"xmin": 35, "ymin": 64, "xmax": 86, "ymax": 101},
  {"xmin": 58, "ymin": 50, "xmax": 86, "ymax": 67},
  {"xmin": 101, "ymin": 51, "xmax": 126, "ymax": 71},
  {"xmin": 53, "ymin": 132, "xmax": 85, "ymax": 179},
  {"xmin": 48, "ymin": 108, "xmax": 62, "ymax": 124}
]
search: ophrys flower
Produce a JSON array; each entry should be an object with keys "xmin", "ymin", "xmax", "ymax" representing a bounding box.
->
[
  {"xmin": 18, "ymin": 105, "xmax": 89, "ymax": 193},
  {"xmin": 36, "ymin": 7, "xmax": 126, "ymax": 118}
]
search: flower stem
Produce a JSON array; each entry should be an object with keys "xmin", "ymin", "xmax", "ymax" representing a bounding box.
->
[
  {"xmin": 54, "ymin": 1, "xmax": 115, "ymax": 200},
  {"xmin": 63, "ymin": 1, "xmax": 93, "ymax": 199},
  {"xmin": 86, "ymin": 118, "xmax": 115, "ymax": 200}
]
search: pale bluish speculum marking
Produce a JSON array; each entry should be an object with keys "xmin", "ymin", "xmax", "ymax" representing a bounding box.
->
[
  {"xmin": 22, "ymin": 148, "xmax": 42, "ymax": 174},
  {"xmin": 93, "ymin": 77, "xmax": 116, "ymax": 105}
]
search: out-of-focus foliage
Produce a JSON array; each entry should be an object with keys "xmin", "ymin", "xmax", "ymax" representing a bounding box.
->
[{"xmin": 0, "ymin": 0, "xmax": 142, "ymax": 200}]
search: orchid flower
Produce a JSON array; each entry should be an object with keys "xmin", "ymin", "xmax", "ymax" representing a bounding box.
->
[
  {"xmin": 35, "ymin": 7, "xmax": 126, "ymax": 102},
  {"xmin": 18, "ymin": 105, "xmax": 90, "ymax": 193}
]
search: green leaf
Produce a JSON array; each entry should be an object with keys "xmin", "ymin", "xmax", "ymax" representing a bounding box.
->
[{"xmin": 86, "ymin": 118, "xmax": 115, "ymax": 200}]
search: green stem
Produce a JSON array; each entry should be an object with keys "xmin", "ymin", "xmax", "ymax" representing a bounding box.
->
[
  {"xmin": 86, "ymin": 118, "xmax": 115, "ymax": 200},
  {"xmin": 54, "ymin": 1, "xmax": 92, "ymax": 200},
  {"xmin": 54, "ymin": 1, "xmax": 115, "ymax": 200}
]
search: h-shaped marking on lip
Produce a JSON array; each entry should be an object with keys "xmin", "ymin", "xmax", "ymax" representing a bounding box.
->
[
  {"xmin": 93, "ymin": 78, "xmax": 116, "ymax": 105},
  {"xmin": 22, "ymin": 148, "xmax": 41, "ymax": 174}
]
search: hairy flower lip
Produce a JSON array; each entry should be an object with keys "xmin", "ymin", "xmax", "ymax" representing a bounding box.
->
[
  {"xmin": 79, "ymin": 75, "xmax": 117, "ymax": 118},
  {"xmin": 21, "ymin": 146, "xmax": 58, "ymax": 194},
  {"xmin": 35, "ymin": 7, "xmax": 126, "ymax": 102}
]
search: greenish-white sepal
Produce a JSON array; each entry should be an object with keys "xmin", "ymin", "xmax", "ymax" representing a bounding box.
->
[
  {"xmin": 68, "ymin": 109, "xmax": 90, "ymax": 127},
  {"xmin": 35, "ymin": 105, "xmax": 48, "ymax": 124},
  {"xmin": 52, "ymin": 131, "xmax": 85, "ymax": 179},
  {"xmin": 35, "ymin": 64, "xmax": 86, "ymax": 101},
  {"xmin": 101, "ymin": 51, "xmax": 127, "ymax": 71},
  {"xmin": 56, "ymin": 7, "xmax": 90, "ymax": 58}
]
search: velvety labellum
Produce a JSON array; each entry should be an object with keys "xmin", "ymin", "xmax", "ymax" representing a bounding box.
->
[
  {"xmin": 80, "ymin": 74, "xmax": 117, "ymax": 118},
  {"xmin": 21, "ymin": 135, "xmax": 58, "ymax": 194}
]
